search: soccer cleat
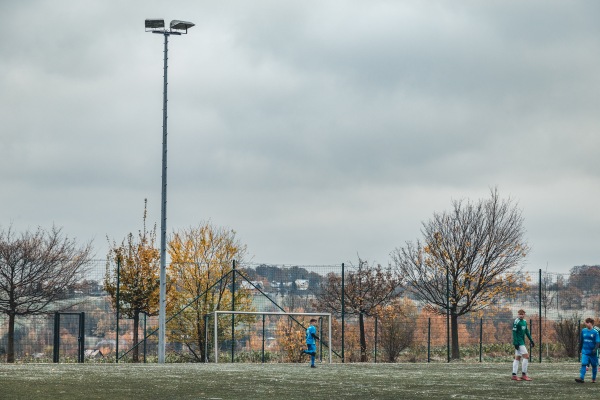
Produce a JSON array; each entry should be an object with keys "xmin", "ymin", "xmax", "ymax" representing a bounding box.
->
[
  {"xmin": 521, "ymin": 374, "xmax": 532, "ymax": 381},
  {"xmin": 511, "ymin": 375, "xmax": 521, "ymax": 381},
  {"xmin": 310, "ymin": 365, "xmax": 316, "ymax": 368},
  {"xmin": 575, "ymin": 378, "xmax": 585, "ymax": 383},
  {"xmin": 592, "ymin": 380, "xmax": 596, "ymax": 383}
]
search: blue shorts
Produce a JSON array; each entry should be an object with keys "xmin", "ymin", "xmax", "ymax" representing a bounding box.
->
[
  {"xmin": 582, "ymin": 354, "xmax": 598, "ymax": 367},
  {"xmin": 306, "ymin": 344, "xmax": 316, "ymax": 354}
]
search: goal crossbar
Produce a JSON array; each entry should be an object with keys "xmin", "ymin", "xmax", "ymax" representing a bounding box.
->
[{"xmin": 212, "ymin": 311, "xmax": 332, "ymax": 364}]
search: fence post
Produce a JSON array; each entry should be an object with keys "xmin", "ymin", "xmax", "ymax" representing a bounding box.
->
[
  {"xmin": 538, "ymin": 268, "xmax": 542, "ymax": 363},
  {"xmin": 116, "ymin": 257, "xmax": 120, "ymax": 363},
  {"xmin": 231, "ymin": 260, "xmax": 236, "ymax": 363},
  {"xmin": 262, "ymin": 314, "xmax": 266, "ymax": 363},
  {"xmin": 446, "ymin": 265, "xmax": 450, "ymax": 363},
  {"xmin": 143, "ymin": 312, "xmax": 147, "ymax": 363},
  {"xmin": 374, "ymin": 316, "xmax": 378, "ymax": 364},
  {"xmin": 319, "ymin": 317, "xmax": 324, "ymax": 362},
  {"xmin": 529, "ymin": 318, "xmax": 533, "ymax": 361},
  {"xmin": 479, "ymin": 318, "xmax": 483, "ymax": 363},
  {"xmin": 79, "ymin": 312, "xmax": 85, "ymax": 363},
  {"xmin": 53, "ymin": 312, "xmax": 60, "ymax": 363},
  {"xmin": 341, "ymin": 262, "xmax": 345, "ymax": 363},
  {"xmin": 427, "ymin": 317, "xmax": 431, "ymax": 363},
  {"xmin": 204, "ymin": 314, "xmax": 209, "ymax": 363},
  {"xmin": 578, "ymin": 319, "xmax": 581, "ymax": 363}
]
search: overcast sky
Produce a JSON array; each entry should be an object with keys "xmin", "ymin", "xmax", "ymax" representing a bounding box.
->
[{"xmin": 1, "ymin": 1, "xmax": 599, "ymax": 273}]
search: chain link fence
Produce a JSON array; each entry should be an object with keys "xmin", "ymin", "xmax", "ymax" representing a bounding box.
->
[{"xmin": 1, "ymin": 261, "xmax": 598, "ymax": 363}]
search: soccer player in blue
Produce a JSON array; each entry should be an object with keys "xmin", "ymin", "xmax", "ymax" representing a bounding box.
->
[
  {"xmin": 302, "ymin": 318, "xmax": 318, "ymax": 368},
  {"xmin": 576, "ymin": 317, "xmax": 600, "ymax": 383},
  {"xmin": 586, "ymin": 324, "xmax": 600, "ymax": 372}
]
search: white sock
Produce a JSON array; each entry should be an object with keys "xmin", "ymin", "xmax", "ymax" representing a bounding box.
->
[
  {"xmin": 522, "ymin": 358, "xmax": 528, "ymax": 374},
  {"xmin": 513, "ymin": 359, "xmax": 519, "ymax": 374}
]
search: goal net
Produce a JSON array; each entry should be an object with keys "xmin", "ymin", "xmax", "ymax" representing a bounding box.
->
[{"xmin": 212, "ymin": 311, "xmax": 332, "ymax": 363}]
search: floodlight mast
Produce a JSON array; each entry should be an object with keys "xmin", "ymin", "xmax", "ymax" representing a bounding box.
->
[{"xmin": 145, "ymin": 18, "xmax": 194, "ymax": 364}]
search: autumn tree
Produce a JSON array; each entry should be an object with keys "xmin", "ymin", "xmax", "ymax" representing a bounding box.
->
[
  {"xmin": 568, "ymin": 265, "xmax": 600, "ymax": 294},
  {"xmin": 275, "ymin": 317, "xmax": 307, "ymax": 362},
  {"xmin": 375, "ymin": 298, "xmax": 417, "ymax": 362},
  {"xmin": 105, "ymin": 200, "xmax": 160, "ymax": 362},
  {"xmin": 167, "ymin": 222, "xmax": 254, "ymax": 362},
  {"xmin": 559, "ymin": 287, "xmax": 583, "ymax": 310},
  {"xmin": 391, "ymin": 189, "xmax": 529, "ymax": 359},
  {"xmin": 316, "ymin": 258, "xmax": 403, "ymax": 362},
  {"xmin": 0, "ymin": 225, "xmax": 92, "ymax": 362}
]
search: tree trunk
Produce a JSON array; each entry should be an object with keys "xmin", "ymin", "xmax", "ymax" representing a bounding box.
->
[
  {"xmin": 132, "ymin": 311, "xmax": 139, "ymax": 362},
  {"xmin": 7, "ymin": 313, "xmax": 15, "ymax": 363},
  {"xmin": 451, "ymin": 313, "xmax": 460, "ymax": 360},
  {"xmin": 359, "ymin": 313, "xmax": 367, "ymax": 362}
]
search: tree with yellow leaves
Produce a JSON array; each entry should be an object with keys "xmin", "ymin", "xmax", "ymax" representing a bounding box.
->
[
  {"xmin": 167, "ymin": 222, "xmax": 254, "ymax": 362},
  {"xmin": 391, "ymin": 188, "xmax": 529, "ymax": 359},
  {"xmin": 105, "ymin": 200, "xmax": 160, "ymax": 362},
  {"xmin": 275, "ymin": 316, "xmax": 307, "ymax": 362},
  {"xmin": 375, "ymin": 298, "xmax": 417, "ymax": 362}
]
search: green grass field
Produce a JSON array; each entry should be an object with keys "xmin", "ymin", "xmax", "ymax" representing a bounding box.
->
[{"xmin": 0, "ymin": 362, "xmax": 597, "ymax": 399}]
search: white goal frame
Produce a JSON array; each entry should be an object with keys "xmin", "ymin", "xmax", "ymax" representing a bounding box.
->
[{"xmin": 212, "ymin": 311, "xmax": 332, "ymax": 364}]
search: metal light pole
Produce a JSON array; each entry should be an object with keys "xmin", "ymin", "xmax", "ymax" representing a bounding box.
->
[{"xmin": 145, "ymin": 18, "xmax": 194, "ymax": 364}]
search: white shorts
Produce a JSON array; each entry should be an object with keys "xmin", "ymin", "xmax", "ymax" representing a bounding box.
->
[{"xmin": 515, "ymin": 345, "xmax": 528, "ymax": 356}]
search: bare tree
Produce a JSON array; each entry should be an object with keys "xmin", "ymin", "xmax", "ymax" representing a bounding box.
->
[
  {"xmin": 391, "ymin": 189, "xmax": 528, "ymax": 360},
  {"xmin": 554, "ymin": 314, "xmax": 580, "ymax": 358},
  {"xmin": 316, "ymin": 258, "xmax": 403, "ymax": 362},
  {"xmin": 0, "ymin": 225, "xmax": 92, "ymax": 362},
  {"xmin": 532, "ymin": 270, "xmax": 556, "ymax": 320}
]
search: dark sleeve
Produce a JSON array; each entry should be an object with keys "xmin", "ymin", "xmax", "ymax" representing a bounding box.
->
[
  {"xmin": 579, "ymin": 331, "xmax": 584, "ymax": 353},
  {"xmin": 524, "ymin": 324, "xmax": 533, "ymax": 343}
]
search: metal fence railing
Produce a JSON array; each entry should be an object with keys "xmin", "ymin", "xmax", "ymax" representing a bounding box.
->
[{"xmin": 1, "ymin": 260, "xmax": 599, "ymax": 363}]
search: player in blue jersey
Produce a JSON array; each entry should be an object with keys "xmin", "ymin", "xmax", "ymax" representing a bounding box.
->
[
  {"xmin": 586, "ymin": 324, "xmax": 600, "ymax": 372},
  {"xmin": 302, "ymin": 318, "xmax": 318, "ymax": 368},
  {"xmin": 575, "ymin": 318, "xmax": 600, "ymax": 383}
]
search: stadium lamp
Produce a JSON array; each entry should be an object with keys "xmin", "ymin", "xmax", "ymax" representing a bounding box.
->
[
  {"xmin": 145, "ymin": 17, "xmax": 194, "ymax": 364},
  {"xmin": 145, "ymin": 19, "xmax": 165, "ymax": 31},
  {"xmin": 170, "ymin": 20, "xmax": 195, "ymax": 33}
]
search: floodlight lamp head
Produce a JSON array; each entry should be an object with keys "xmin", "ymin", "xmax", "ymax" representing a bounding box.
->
[
  {"xmin": 170, "ymin": 20, "xmax": 195, "ymax": 34},
  {"xmin": 145, "ymin": 19, "xmax": 165, "ymax": 32}
]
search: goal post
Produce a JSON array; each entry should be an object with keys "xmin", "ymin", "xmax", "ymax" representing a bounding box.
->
[{"xmin": 212, "ymin": 311, "xmax": 332, "ymax": 364}]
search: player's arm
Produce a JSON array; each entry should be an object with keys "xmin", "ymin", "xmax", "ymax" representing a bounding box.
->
[
  {"xmin": 525, "ymin": 326, "xmax": 534, "ymax": 347},
  {"xmin": 310, "ymin": 326, "xmax": 319, "ymax": 340},
  {"xmin": 595, "ymin": 332, "xmax": 600, "ymax": 352}
]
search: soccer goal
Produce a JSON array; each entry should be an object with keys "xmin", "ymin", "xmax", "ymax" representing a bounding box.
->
[{"xmin": 212, "ymin": 311, "xmax": 332, "ymax": 364}]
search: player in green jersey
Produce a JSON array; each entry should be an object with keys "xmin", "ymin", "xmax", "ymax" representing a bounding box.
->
[{"xmin": 512, "ymin": 309, "xmax": 535, "ymax": 381}]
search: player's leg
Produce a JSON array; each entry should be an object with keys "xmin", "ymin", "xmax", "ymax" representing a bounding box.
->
[
  {"xmin": 519, "ymin": 346, "xmax": 532, "ymax": 380},
  {"xmin": 308, "ymin": 344, "xmax": 316, "ymax": 367},
  {"xmin": 302, "ymin": 343, "xmax": 312, "ymax": 355},
  {"xmin": 512, "ymin": 353, "xmax": 521, "ymax": 380},
  {"xmin": 577, "ymin": 354, "xmax": 589, "ymax": 383},
  {"xmin": 591, "ymin": 355, "xmax": 598, "ymax": 383}
]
